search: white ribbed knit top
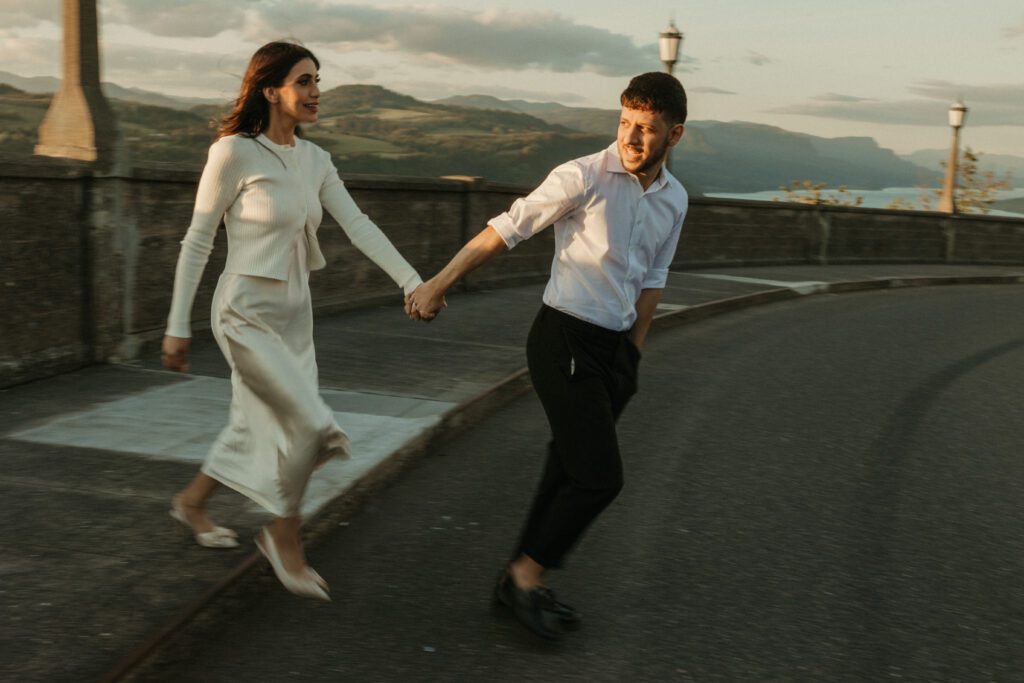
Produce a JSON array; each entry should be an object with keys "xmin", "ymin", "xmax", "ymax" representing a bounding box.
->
[{"xmin": 165, "ymin": 133, "xmax": 422, "ymax": 337}]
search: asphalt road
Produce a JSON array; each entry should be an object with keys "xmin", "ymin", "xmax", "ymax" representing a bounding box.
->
[{"xmin": 137, "ymin": 285, "xmax": 1024, "ymax": 682}]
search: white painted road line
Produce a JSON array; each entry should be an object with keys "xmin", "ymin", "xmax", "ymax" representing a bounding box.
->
[
  {"xmin": 10, "ymin": 377, "xmax": 456, "ymax": 517},
  {"xmin": 687, "ymin": 273, "xmax": 828, "ymax": 295}
]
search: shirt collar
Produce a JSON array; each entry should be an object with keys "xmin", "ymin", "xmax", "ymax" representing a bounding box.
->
[{"xmin": 604, "ymin": 142, "xmax": 668, "ymax": 192}]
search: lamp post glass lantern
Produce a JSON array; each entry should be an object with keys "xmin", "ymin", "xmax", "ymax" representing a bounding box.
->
[
  {"xmin": 939, "ymin": 100, "xmax": 968, "ymax": 214},
  {"xmin": 659, "ymin": 20, "xmax": 683, "ymax": 74},
  {"xmin": 948, "ymin": 101, "xmax": 967, "ymax": 129}
]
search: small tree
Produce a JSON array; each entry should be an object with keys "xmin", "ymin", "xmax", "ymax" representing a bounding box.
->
[
  {"xmin": 887, "ymin": 147, "xmax": 1012, "ymax": 213},
  {"xmin": 885, "ymin": 195, "xmax": 915, "ymax": 211},
  {"xmin": 774, "ymin": 180, "xmax": 864, "ymax": 207},
  {"xmin": 953, "ymin": 148, "xmax": 1012, "ymax": 213}
]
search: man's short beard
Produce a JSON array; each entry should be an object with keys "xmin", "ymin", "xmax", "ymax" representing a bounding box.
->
[{"xmin": 620, "ymin": 138, "xmax": 669, "ymax": 176}]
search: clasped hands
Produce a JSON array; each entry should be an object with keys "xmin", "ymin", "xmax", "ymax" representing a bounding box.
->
[{"xmin": 405, "ymin": 278, "xmax": 447, "ymax": 322}]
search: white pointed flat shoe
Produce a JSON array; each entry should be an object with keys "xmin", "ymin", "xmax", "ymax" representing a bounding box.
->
[
  {"xmin": 306, "ymin": 567, "xmax": 329, "ymax": 591},
  {"xmin": 255, "ymin": 528, "xmax": 330, "ymax": 602},
  {"xmin": 170, "ymin": 499, "xmax": 239, "ymax": 549}
]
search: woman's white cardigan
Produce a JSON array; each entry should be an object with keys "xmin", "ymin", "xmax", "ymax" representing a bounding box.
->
[{"xmin": 166, "ymin": 133, "xmax": 422, "ymax": 338}]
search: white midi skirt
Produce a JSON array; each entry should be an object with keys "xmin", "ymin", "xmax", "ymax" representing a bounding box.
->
[{"xmin": 202, "ymin": 237, "xmax": 350, "ymax": 517}]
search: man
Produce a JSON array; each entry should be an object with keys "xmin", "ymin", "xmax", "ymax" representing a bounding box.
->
[{"xmin": 407, "ymin": 72, "xmax": 688, "ymax": 640}]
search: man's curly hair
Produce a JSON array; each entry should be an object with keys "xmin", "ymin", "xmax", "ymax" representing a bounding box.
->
[{"xmin": 620, "ymin": 72, "xmax": 687, "ymax": 125}]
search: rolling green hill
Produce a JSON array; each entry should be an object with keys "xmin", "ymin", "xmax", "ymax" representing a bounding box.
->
[
  {"xmin": 0, "ymin": 80, "xmax": 986, "ymax": 194},
  {"xmin": 303, "ymin": 85, "xmax": 605, "ymax": 186},
  {"xmin": 0, "ymin": 84, "xmax": 218, "ymax": 164},
  {"xmin": 0, "ymin": 83, "xmax": 606, "ymax": 186},
  {"xmin": 0, "ymin": 85, "xmax": 50, "ymax": 156}
]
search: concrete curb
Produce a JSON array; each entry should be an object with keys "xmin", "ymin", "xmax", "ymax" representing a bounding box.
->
[
  {"xmin": 105, "ymin": 273, "xmax": 1024, "ymax": 681},
  {"xmin": 651, "ymin": 274, "xmax": 1024, "ymax": 332},
  {"xmin": 107, "ymin": 369, "xmax": 535, "ymax": 683}
]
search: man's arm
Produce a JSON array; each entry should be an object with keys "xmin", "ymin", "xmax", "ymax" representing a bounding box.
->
[
  {"xmin": 408, "ymin": 160, "xmax": 584, "ymax": 321},
  {"xmin": 405, "ymin": 225, "xmax": 508, "ymax": 319},
  {"xmin": 629, "ymin": 288, "xmax": 663, "ymax": 350}
]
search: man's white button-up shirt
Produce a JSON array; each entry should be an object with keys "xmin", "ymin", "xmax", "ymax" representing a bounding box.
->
[{"xmin": 489, "ymin": 143, "xmax": 688, "ymax": 332}]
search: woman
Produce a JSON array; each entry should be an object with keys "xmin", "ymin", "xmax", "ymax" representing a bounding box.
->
[{"xmin": 162, "ymin": 41, "xmax": 422, "ymax": 601}]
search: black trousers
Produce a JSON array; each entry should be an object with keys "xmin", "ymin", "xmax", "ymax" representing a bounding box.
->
[{"xmin": 516, "ymin": 305, "xmax": 641, "ymax": 569}]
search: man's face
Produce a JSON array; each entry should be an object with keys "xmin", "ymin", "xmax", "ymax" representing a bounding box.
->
[{"xmin": 616, "ymin": 106, "xmax": 684, "ymax": 178}]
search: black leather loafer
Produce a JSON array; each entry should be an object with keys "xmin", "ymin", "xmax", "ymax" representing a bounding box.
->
[
  {"xmin": 550, "ymin": 595, "xmax": 581, "ymax": 631},
  {"xmin": 494, "ymin": 570, "xmax": 577, "ymax": 639}
]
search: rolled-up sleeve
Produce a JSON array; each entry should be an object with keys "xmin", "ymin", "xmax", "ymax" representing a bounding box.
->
[{"xmin": 489, "ymin": 161, "xmax": 585, "ymax": 249}]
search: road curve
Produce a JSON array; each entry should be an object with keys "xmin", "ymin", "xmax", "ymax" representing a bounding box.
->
[{"xmin": 137, "ymin": 285, "xmax": 1024, "ymax": 682}]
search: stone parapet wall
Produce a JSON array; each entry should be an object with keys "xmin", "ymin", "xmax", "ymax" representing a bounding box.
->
[
  {"xmin": 0, "ymin": 159, "xmax": 92, "ymax": 384},
  {"xmin": 950, "ymin": 219, "xmax": 1024, "ymax": 264},
  {"xmin": 677, "ymin": 201, "xmax": 823, "ymax": 265},
  {"xmin": 2, "ymin": 159, "xmax": 1023, "ymax": 387},
  {"xmin": 675, "ymin": 197, "xmax": 1023, "ymax": 267},
  {"xmin": 824, "ymin": 208, "xmax": 949, "ymax": 263},
  {"xmin": 0, "ymin": 162, "xmax": 555, "ymax": 386}
]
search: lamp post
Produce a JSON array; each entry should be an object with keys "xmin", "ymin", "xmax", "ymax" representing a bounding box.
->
[
  {"xmin": 659, "ymin": 20, "xmax": 683, "ymax": 175},
  {"xmin": 659, "ymin": 20, "xmax": 683, "ymax": 75},
  {"xmin": 939, "ymin": 100, "xmax": 968, "ymax": 214}
]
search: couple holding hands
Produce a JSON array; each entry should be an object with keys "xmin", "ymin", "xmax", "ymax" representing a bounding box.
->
[{"xmin": 163, "ymin": 40, "xmax": 687, "ymax": 640}]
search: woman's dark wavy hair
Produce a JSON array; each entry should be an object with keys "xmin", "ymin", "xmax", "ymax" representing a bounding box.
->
[
  {"xmin": 218, "ymin": 41, "xmax": 320, "ymax": 139},
  {"xmin": 620, "ymin": 72, "xmax": 687, "ymax": 125}
]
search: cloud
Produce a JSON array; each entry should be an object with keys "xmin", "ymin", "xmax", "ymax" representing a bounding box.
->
[
  {"xmin": 689, "ymin": 86, "xmax": 736, "ymax": 95},
  {"xmin": 907, "ymin": 79, "xmax": 1024, "ymax": 106},
  {"xmin": 103, "ymin": 0, "xmax": 244, "ymax": 38},
  {"xmin": 811, "ymin": 93, "xmax": 877, "ymax": 103},
  {"xmin": 0, "ymin": 0, "xmax": 58, "ymax": 29},
  {"xmin": 119, "ymin": 0, "xmax": 679, "ymax": 77},
  {"xmin": 744, "ymin": 51, "xmax": 773, "ymax": 66},
  {"xmin": 344, "ymin": 65, "xmax": 377, "ymax": 81},
  {"xmin": 1003, "ymin": 18, "xmax": 1024, "ymax": 38},
  {"xmin": 24, "ymin": 0, "xmax": 697, "ymax": 79},
  {"xmin": 767, "ymin": 82, "xmax": 1024, "ymax": 126},
  {"xmin": 0, "ymin": 35, "xmax": 60, "ymax": 74},
  {"xmin": 100, "ymin": 43, "xmax": 248, "ymax": 99}
]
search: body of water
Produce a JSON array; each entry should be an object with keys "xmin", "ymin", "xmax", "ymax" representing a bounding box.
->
[{"xmin": 706, "ymin": 187, "xmax": 1024, "ymax": 218}]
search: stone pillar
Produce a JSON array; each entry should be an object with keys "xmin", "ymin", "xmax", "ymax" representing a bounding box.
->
[
  {"xmin": 35, "ymin": 0, "xmax": 124, "ymax": 173},
  {"xmin": 36, "ymin": 0, "xmax": 136, "ymax": 364}
]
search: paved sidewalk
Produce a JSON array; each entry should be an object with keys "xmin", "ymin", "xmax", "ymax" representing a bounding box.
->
[{"xmin": 2, "ymin": 263, "xmax": 1023, "ymax": 682}]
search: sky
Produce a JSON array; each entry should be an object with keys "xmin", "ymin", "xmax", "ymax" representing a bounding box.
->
[{"xmin": 1, "ymin": 0, "xmax": 1022, "ymax": 157}]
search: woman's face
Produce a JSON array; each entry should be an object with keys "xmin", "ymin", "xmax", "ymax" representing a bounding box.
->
[{"xmin": 266, "ymin": 57, "xmax": 321, "ymax": 126}]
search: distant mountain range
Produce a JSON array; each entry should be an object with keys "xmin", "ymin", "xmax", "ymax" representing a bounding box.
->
[
  {"xmin": 435, "ymin": 95, "xmax": 615, "ymax": 135},
  {"xmin": 435, "ymin": 94, "xmax": 1023, "ymax": 195},
  {"xmin": 0, "ymin": 70, "xmax": 222, "ymax": 110},
  {"xmin": 1, "ymin": 73, "xmax": 1021, "ymax": 197},
  {"xmin": 436, "ymin": 95, "xmax": 934, "ymax": 192},
  {"xmin": 900, "ymin": 149, "xmax": 1023, "ymax": 181}
]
